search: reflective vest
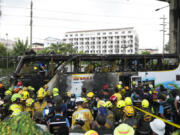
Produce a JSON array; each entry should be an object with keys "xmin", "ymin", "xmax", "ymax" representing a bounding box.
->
[{"xmin": 72, "ymin": 107, "xmax": 93, "ymax": 132}]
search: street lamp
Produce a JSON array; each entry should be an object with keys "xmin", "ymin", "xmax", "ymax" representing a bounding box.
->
[
  {"xmin": 5, "ymin": 33, "xmax": 8, "ymax": 76},
  {"xmin": 155, "ymin": 5, "xmax": 169, "ymax": 11}
]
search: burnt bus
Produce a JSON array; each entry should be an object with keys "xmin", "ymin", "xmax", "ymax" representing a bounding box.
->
[{"xmin": 11, "ymin": 54, "xmax": 179, "ymax": 95}]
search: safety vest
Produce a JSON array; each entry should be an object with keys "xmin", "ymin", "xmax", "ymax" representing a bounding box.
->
[
  {"xmin": 49, "ymin": 114, "xmax": 69, "ymax": 135},
  {"xmin": 72, "ymin": 107, "xmax": 93, "ymax": 132}
]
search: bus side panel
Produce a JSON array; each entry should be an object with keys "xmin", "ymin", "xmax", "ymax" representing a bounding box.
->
[
  {"xmin": 138, "ymin": 65, "xmax": 180, "ymax": 89},
  {"xmin": 67, "ymin": 73, "xmax": 119, "ymax": 96}
]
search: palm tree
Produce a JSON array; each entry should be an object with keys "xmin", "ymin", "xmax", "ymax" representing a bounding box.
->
[{"xmin": 12, "ymin": 39, "xmax": 29, "ymax": 56}]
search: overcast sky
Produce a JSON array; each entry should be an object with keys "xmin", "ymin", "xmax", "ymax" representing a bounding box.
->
[{"xmin": 0, "ymin": 0, "xmax": 169, "ymax": 52}]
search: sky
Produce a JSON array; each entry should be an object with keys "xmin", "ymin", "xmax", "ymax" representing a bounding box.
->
[{"xmin": 0, "ymin": 0, "xmax": 169, "ymax": 52}]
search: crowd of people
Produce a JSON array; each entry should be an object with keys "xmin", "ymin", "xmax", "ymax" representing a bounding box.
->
[{"xmin": 0, "ymin": 81, "xmax": 180, "ymax": 135}]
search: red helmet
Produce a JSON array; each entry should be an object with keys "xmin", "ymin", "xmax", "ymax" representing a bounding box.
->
[
  {"xmin": 109, "ymin": 95, "xmax": 117, "ymax": 102},
  {"xmin": 17, "ymin": 81, "xmax": 23, "ymax": 87}
]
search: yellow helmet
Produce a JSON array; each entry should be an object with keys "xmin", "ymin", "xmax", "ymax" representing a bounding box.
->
[
  {"xmin": 142, "ymin": 99, "xmax": 149, "ymax": 108},
  {"xmin": 26, "ymin": 98, "xmax": 35, "ymax": 107},
  {"xmin": 117, "ymin": 100, "xmax": 126, "ymax": 109},
  {"xmin": 117, "ymin": 84, "xmax": 122, "ymax": 89},
  {"xmin": 113, "ymin": 93, "xmax": 122, "ymax": 101},
  {"xmin": 123, "ymin": 106, "xmax": 134, "ymax": 117},
  {"xmin": 5, "ymin": 90, "xmax": 12, "ymax": 96},
  {"xmin": 28, "ymin": 86, "xmax": 35, "ymax": 91},
  {"xmin": 85, "ymin": 130, "xmax": 99, "ymax": 135},
  {"xmin": 125, "ymin": 97, "xmax": 132, "ymax": 106},
  {"xmin": 104, "ymin": 101, "xmax": 113, "ymax": 108},
  {"xmin": 97, "ymin": 100, "xmax": 105, "ymax": 108},
  {"xmin": 11, "ymin": 94, "xmax": 22, "ymax": 102},
  {"xmin": 9, "ymin": 104, "xmax": 21, "ymax": 111},
  {"xmin": 132, "ymin": 81, "xmax": 136, "ymax": 85},
  {"xmin": 87, "ymin": 92, "xmax": 94, "ymax": 98},
  {"xmin": 21, "ymin": 91, "xmax": 29, "ymax": 101},
  {"xmin": 34, "ymin": 66, "xmax": 38, "ymax": 70},
  {"xmin": 37, "ymin": 88, "xmax": 45, "ymax": 99},
  {"xmin": 52, "ymin": 88, "xmax": 59, "ymax": 94}
]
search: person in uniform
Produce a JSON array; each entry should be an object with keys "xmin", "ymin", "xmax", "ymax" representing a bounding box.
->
[{"xmin": 48, "ymin": 105, "xmax": 70, "ymax": 135}]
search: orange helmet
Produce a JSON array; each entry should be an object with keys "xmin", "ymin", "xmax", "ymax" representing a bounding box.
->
[{"xmin": 14, "ymin": 88, "xmax": 20, "ymax": 93}]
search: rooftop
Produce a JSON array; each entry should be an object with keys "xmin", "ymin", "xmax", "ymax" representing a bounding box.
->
[{"xmin": 66, "ymin": 27, "xmax": 134, "ymax": 33}]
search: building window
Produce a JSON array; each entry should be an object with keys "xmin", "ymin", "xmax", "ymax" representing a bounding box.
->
[
  {"xmin": 80, "ymin": 34, "xmax": 83, "ymax": 36},
  {"xmin": 97, "ymin": 33, "xmax": 100, "ymax": 35},
  {"xmin": 128, "ymin": 31, "xmax": 132, "ymax": 33},
  {"xmin": 109, "ymin": 32, "xmax": 112, "ymax": 34},
  {"xmin": 103, "ymin": 32, "xmax": 106, "ymax": 35},
  {"xmin": 121, "ymin": 31, "xmax": 125, "ymax": 34},
  {"xmin": 65, "ymin": 35, "xmax": 68, "ymax": 37},
  {"xmin": 70, "ymin": 34, "xmax": 73, "ymax": 37},
  {"xmin": 115, "ymin": 32, "xmax": 118, "ymax": 34},
  {"xmin": 75, "ymin": 34, "xmax": 78, "ymax": 36}
]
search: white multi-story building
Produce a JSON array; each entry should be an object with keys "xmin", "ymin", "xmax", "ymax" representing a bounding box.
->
[
  {"xmin": 44, "ymin": 37, "xmax": 62, "ymax": 48},
  {"xmin": 63, "ymin": 27, "xmax": 139, "ymax": 54}
]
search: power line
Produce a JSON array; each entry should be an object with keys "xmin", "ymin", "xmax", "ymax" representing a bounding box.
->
[
  {"xmin": 1, "ymin": 5, "xmax": 167, "ymax": 20},
  {"xmin": 160, "ymin": 15, "xmax": 168, "ymax": 54}
]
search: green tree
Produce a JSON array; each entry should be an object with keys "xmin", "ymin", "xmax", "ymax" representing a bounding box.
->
[
  {"xmin": 12, "ymin": 39, "xmax": 29, "ymax": 56},
  {"xmin": 141, "ymin": 51, "xmax": 151, "ymax": 55},
  {"xmin": 38, "ymin": 43, "xmax": 77, "ymax": 55},
  {"xmin": 0, "ymin": 43, "xmax": 7, "ymax": 56}
]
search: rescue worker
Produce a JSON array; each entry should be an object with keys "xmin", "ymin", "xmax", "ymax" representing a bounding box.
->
[
  {"xmin": 24, "ymin": 98, "xmax": 35, "ymax": 117},
  {"xmin": 27, "ymin": 86, "xmax": 35, "ymax": 99},
  {"xmin": 158, "ymin": 95, "xmax": 173, "ymax": 134},
  {"xmin": 114, "ymin": 123, "xmax": 134, "ymax": 135},
  {"xmin": 72, "ymin": 97, "xmax": 93, "ymax": 132},
  {"xmin": 123, "ymin": 106, "xmax": 137, "ymax": 130},
  {"xmin": 104, "ymin": 101, "xmax": 114, "ymax": 124},
  {"xmin": 52, "ymin": 88, "xmax": 62, "ymax": 107},
  {"xmin": 174, "ymin": 91, "xmax": 180, "ymax": 124},
  {"xmin": 67, "ymin": 93, "xmax": 76, "ymax": 125},
  {"xmin": 48, "ymin": 105, "xmax": 70, "ymax": 135},
  {"xmin": 96, "ymin": 100, "xmax": 114, "ymax": 129},
  {"xmin": 86, "ymin": 91, "xmax": 97, "ymax": 118},
  {"xmin": 11, "ymin": 93, "xmax": 23, "ymax": 111},
  {"xmin": 9, "ymin": 104, "xmax": 22, "ymax": 117},
  {"xmin": 70, "ymin": 113, "xmax": 85, "ymax": 134},
  {"xmin": 116, "ymin": 100, "xmax": 126, "ymax": 124},
  {"xmin": 136, "ymin": 99, "xmax": 153, "ymax": 135},
  {"xmin": 93, "ymin": 114, "xmax": 113, "ymax": 135},
  {"xmin": 34, "ymin": 88, "xmax": 47, "ymax": 113},
  {"xmin": 113, "ymin": 87, "xmax": 122, "ymax": 101},
  {"xmin": 43, "ymin": 99, "xmax": 55, "ymax": 122},
  {"xmin": 131, "ymin": 90, "xmax": 142, "ymax": 108},
  {"xmin": 150, "ymin": 119, "xmax": 165, "ymax": 135},
  {"xmin": 84, "ymin": 130, "xmax": 99, "ymax": 135},
  {"xmin": 124, "ymin": 97, "xmax": 133, "ymax": 106}
]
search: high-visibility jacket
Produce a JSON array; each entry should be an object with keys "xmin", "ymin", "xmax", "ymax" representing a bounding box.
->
[
  {"xmin": 34, "ymin": 101, "xmax": 47, "ymax": 113},
  {"xmin": 72, "ymin": 107, "xmax": 93, "ymax": 132}
]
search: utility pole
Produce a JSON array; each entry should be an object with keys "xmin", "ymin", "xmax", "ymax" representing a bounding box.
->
[
  {"xmin": 6, "ymin": 33, "xmax": 8, "ymax": 76},
  {"xmin": 30, "ymin": 0, "xmax": 33, "ymax": 48},
  {"xmin": 160, "ymin": 15, "xmax": 167, "ymax": 54}
]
